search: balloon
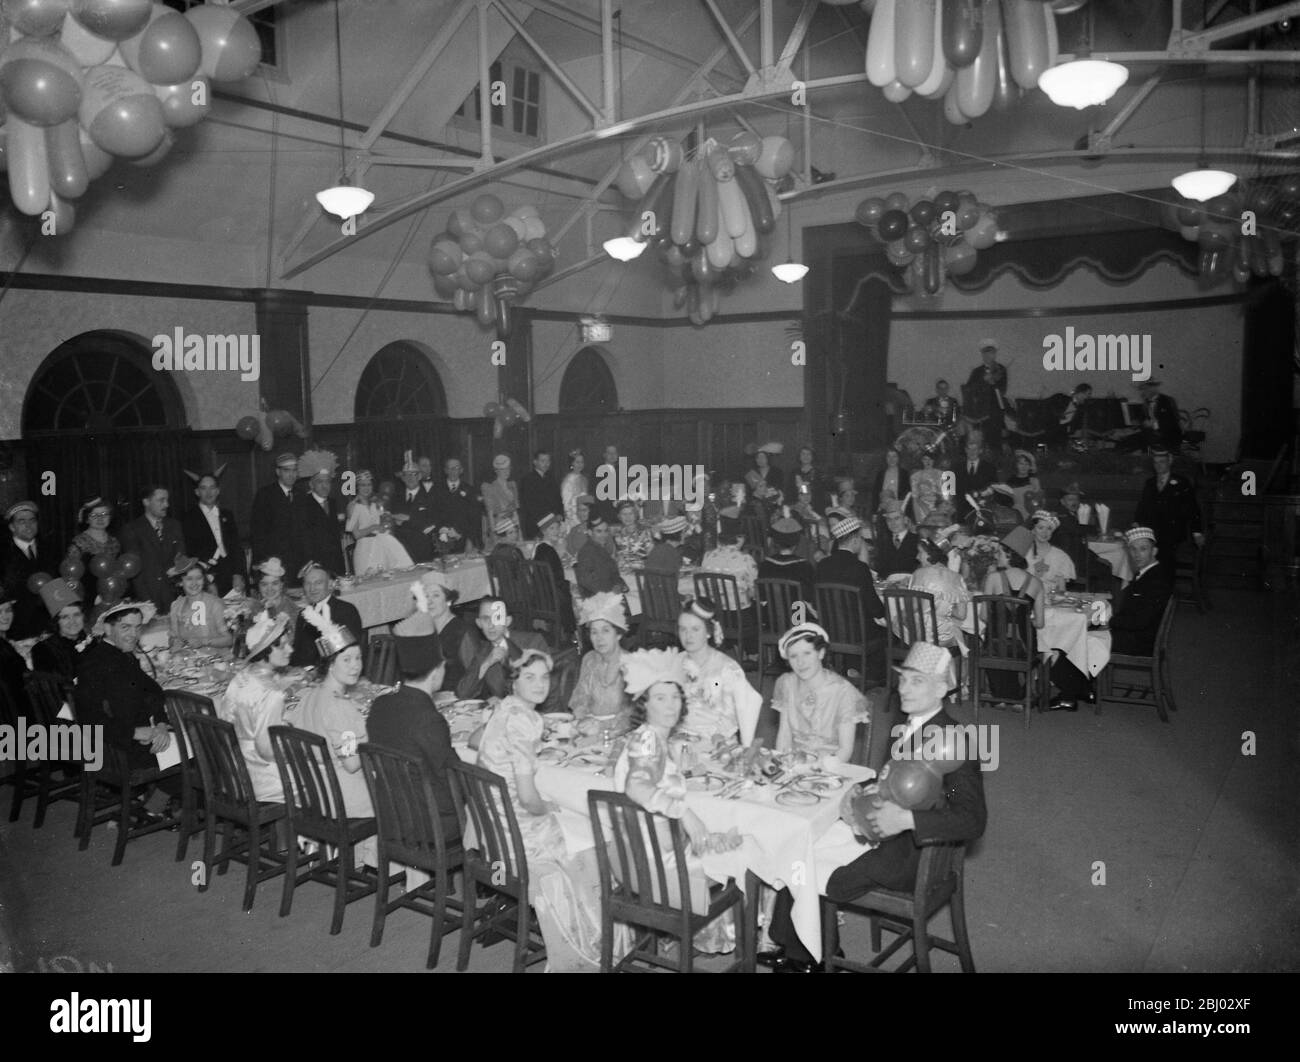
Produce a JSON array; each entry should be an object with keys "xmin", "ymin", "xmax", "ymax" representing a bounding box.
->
[
  {"xmin": 464, "ymin": 251, "xmax": 495, "ymax": 286},
  {"xmin": 506, "ymin": 246, "xmax": 539, "ymax": 281},
  {"xmin": 265, "ymin": 409, "xmax": 293, "ymax": 436},
  {"xmin": 452, "ymin": 288, "xmax": 469, "ymax": 311},
  {"xmin": 59, "ymin": 556, "xmax": 84, "ymax": 580},
  {"xmin": 894, "ymin": 0, "xmax": 936, "ymax": 88},
  {"xmin": 72, "ymin": 0, "xmax": 151, "ymax": 41},
  {"xmin": 886, "ymin": 239, "xmax": 914, "ymax": 266},
  {"xmin": 992, "ymin": 17, "xmax": 1020, "ymax": 112},
  {"xmin": 234, "ymin": 414, "xmax": 261, "ymax": 441},
  {"xmin": 956, "ymin": 200, "xmax": 981, "ymax": 230},
  {"xmin": 125, "ymin": 126, "xmax": 171, "ymax": 166},
  {"xmin": 877, "ymin": 209, "xmax": 909, "ymax": 241},
  {"xmin": 909, "ymin": 199, "xmax": 936, "ymax": 226},
  {"xmin": 522, "ymin": 215, "xmax": 546, "ymax": 241},
  {"xmin": 1002, "ymin": 0, "xmax": 1050, "ymax": 90},
  {"xmin": 116, "ymin": 552, "xmax": 140, "ymax": 578},
  {"xmin": 943, "ymin": 0, "xmax": 983, "ymax": 68},
  {"xmin": 6, "ymin": 114, "xmax": 52, "ymax": 215},
  {"xmin": 904, "ymin": 224, "xmax": 932, "ymax": 252},
  {"xmin": 882, "ymin": 78, "xmax": 912, "ymax": 103},
  {"xmin": 44, "ymin": 187, "xmax": 74, "ymax": 231},
  {"xmin": 431, "ymin": 272, "xmax": 458, "ymax": 298},
  {"xmin": 614, "ymin": 154, "xmax": 654, "ymax": 200},
  {"xmin": 966, "ymin": 211, "xmax": 998, "ymax": 249},
  {"xmin": 1202, "ymin": 193, "xmax": 1241, "ymax": 225},
  {"xmin": 1177, "ymin": 224, "xmax": 1199, "ymax": 242},
  {"xmin": 470, "ymin": 192, "xmax": 505, "ymax": 224},
  {"xmin": 99, "ymin": 573, "xmax": 126, "ymax": 599},
  {"xmin": 0, "ymin": 37, "xmax": 84, "ymax": 127},
  {"xmin": 499, "ymin": 214, "xmax": 528, "ymax": 241},
  {"xmin": 153, "ymin": 74, "xmax": 210, "ymax": 127},
  {"xmin": 427, "ymin": 238, "xmax": 462, "ymax": 276},
  {"xmin": 1197, "ymin": 225, "xmax": 1231, "ymax": 249},
  {"xmin": 921, "ymin": 243, "xmax": 943, "ymax": 293},
  {"xmin": 447, "ymin": 208, "xmax": 476, "ymax": 237},
  {"xmin": 943, "ymin": 240, "xmax": 978, "ymax": 275},
  {"xmin": 44, "ymin": 119, "xmax": 88, "ymax": 198},
  {"xmin": 884, "ymin": 191, "xmax": 909, "ymax": 213},
  {"xmin": 59, "ymin": 8, "xmax": 117, "ymax": 64},
  {"xmin": 457, "ymin": 229, "xmax": 483, "ymax": 256},
  {"xmin": 855, "ymin": 196, "xmax": 886, "ymax": 228},
  {"xmin": 727, "ymin": 130, "xmax": 761, "ymax": 166},
  {"xmin": 933, "ymin": 190, "xmax": 960, "ymax": 215},
  {"xmin": 645, "ymin": 134, "xmax": 683, "ymax": 173},
  {"xmin": 27, "ymin": 571, "xmax": 53, "ymax": 593},
  {"xmin": 955, "ymin": 0, "xmax": 1000, "ymax": 118},
  {"xmin": 5, "ymin": 0, "xmax": 71, "ymax": 37},
  {"xmin": 79, "ymin": 64, "xmax": 165, "ymax": 157},
  {"xmin": 878, "ymin": 760, "xmax": 944, "ymax": 810},
  {"xmin": 866, "ymin": 0, "xmax": 897, "ymax": 87},
  {"xmin": 184, "ymin": 2, "xmax": 260, "ymax": 82},
  {"xmin": 753, "ymin": 135, "xmax": 794, "ymax": 180},
  {"xmin": 120, "ymin": 4, "xmax": 201, "ymax": 85},
  {"xmin": 88, "ymin": 554, "xmax": 114, "ymax": 578},
  {"xmin": 476, "ymin": 286, "xmax": 496, "ymax": 328},
  {"xmin": 482, "ymin": 221, "xmax": 518, "ymax": 259}
]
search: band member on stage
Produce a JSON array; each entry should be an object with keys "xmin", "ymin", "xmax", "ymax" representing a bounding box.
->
[
  {"xmin": 921, "ymin": 380, "xmax": 961, "ymax": 426},
  {"xmin": 965, "ymin": 339, "xmax": 1009, "ymax": 451}
]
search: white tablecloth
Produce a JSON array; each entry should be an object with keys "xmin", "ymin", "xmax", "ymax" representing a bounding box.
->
[
  {"xmin": 338, "ymin": 558, "xmax": 491, "ymax": 629},
  {"xmin": 1088, "ymin": 539, "xmax": 1134, "ymax": 586},
  {"xmin": 963, "ymin": 602, "xmax": 1112, "ymax": 678},
  {"xmin": 565, "ymin": 567, "xmax": 696, "ymax": 617}
]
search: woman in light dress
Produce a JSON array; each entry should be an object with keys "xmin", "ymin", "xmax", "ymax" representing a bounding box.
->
[
  {"xmin": 568, "ymin": 592, "xmax": 633, "ymax": 739},
  {"xmin": 771, "ymin": 624, "xmax": 867, "ymax": 762},
  {"xmin": 909, "ymin": 454, "xmax": 946, "ymax": 527},
  {"xmin": 1024, "ymin": 510, "xmax": 1076, "ymax": 593},
  {"xmin": 476, "ymin": 650, "xmax": 607, "ymax": 972},
  {"xmin": 909, "ymin": 539, "xmax": 971, "ymax": 650},
  {"xmin": 346, "ymin": 470, "xmax": 413, "ymax": 574},
  {"xmin": 480, "ymin": 454, "xmax": 520, "ymax": 542},
  {"xmin": 218, "ymin": 611, "xmax": 294, "ymax": 803},
  {"xmin": 612, "ymin": 500, "xmax": 653, "ymax": 566},
  {"xmin": 560, "ymin": 449, "xmax": 588, "ymax": 530},
  {"xmin": 168, "ymin": 559, "xmax": 233, "ymax": 650},
  {"xmin": 253, "ymin": 557, "xmax": 299, "ymax": 626},
  {"xmin": 675, "ymin": 599, "xmax": 762, "ymax": 751}
]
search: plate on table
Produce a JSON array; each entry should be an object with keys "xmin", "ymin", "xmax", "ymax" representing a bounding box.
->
[{"xmin": 686, "ymin": 774, "xmax": 726, "ymax": 793}]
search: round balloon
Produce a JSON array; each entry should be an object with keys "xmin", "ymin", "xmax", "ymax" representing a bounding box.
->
[
  {"xmin": 855, "ymin": 196, "xmax": 885, "ymax": 228},
  {"xmin": 431, "ymin": 272, "xmax": 458, "ymax": 298},
  {"xmin": 470, "ymin": 192, "xmax": 505, "ymax": 224},
  {"xmin": 116, "ymin": 552, "xmax": 141, "ymax": 578},
  {"xmin": 884, "ymin": 191, "xmax": 909, "ymax": 213},
  {"xmin": 522, "ymin": 215, "xmax": 546, "ymax": 241},
  {"xmin": 903, "ymin": 224, "xmax": 932, "ymax": 252},
  {"xmin": 464, "ymin": 251, "xmax": 495, "ymax": 286},
  {"xmin": 27, "ymin": 571, "xmax": 52, "ymax": 593},
  {"xmin": 120, "ymin": 4, "xmax": 202, "ymax": 85},
  {"xmin": 59, "ymin": 8, "xmax": 117, "ymax": 64},
  {"xmin": 0, "ymin": 37, "xmax": 84, "ymax": 127},
  {"xmin": 615, "ymin": 154, "xmax": 654, "ymax": 200},
  {"xmin": 482, "ymin": 221, "xmax": 518, "ymax": 259},
  {"xmin": 943, "ymin": 240, "xmax": 978, "ymax": 275},
  {"xmin": 428, "ymin": 238, "xmax": 462, "ymax": 275},
  {"xmin": 184, "ymin": 2, "xmax": 260, "ymax": 82},
  {"xmin": 727, "ymin": 130, "xmax": 761, "ymax": 166},
  {"xmin": 885, "ymin": 239, "xmax": 914, "ymax": 267},
  {"xmin": 265, "ymin": 409, "xmax": 293, "ymax": 436},
  {"xmin": 4, "ymin": 0, "xmax": 72, "ymax": 37},
  {"xmin": 98, "ymin": 573, "xmax": 125, "ymax": 599},
  {"xmin": 235, "ymin": 415, "xmax": 260, "ymax": 440},
  {"xmin": 125, "ymin": 127, "xmax": 171, "ymax": 165},
  {"xmin": 72, "ymin": 0, "xmax": 151, "ymax": 42},
  {"xmin": 88, "ymin": 553, "xmax": 114, "ymax": 578},
  {"xmin": 933, "ymin": 190, "xmax": 960, "ymax": 215},
  {"xmin": 1175, "ymin": 203, "xmax": 1203, "ymax": 227},
  {"xmin": 154, "ymin": 75, "xmax": 211, "ymax": 127},
  {"xmin": 909, "ymin": 199, "xmax": 936, "ymax": 225},
  {"xmin": 79, "ymin": 64, "xmax": 166, "ymax": 157},
  {"xmin": 59, "ymin": 556, "xmax": 84, "ymax": 580},
  {"xmin": 506, "ymin": 246, "xmax": 539, "ymax": 281},
  {"xmin": 752, "ymin": 136, "xmax": 794, "ymax": 180},
  {"xmin": 877, "ymin": 209, "xmax": 909, "ymax": 241},
  {"xmin": 458, "ymin": 230, "xmax": 483, "ymax": 256},
  {"xmin": 966, "ymin": 211, "xmax": 998, "ymax": 249},
  {"xmin": 447, "ymin": 208, "xmax": 476, "ymax": 237}
]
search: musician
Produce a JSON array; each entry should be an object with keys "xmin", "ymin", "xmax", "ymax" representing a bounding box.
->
[
  {"xmin": 920, "ymin": 380, "xmax": 961, "ymax": 426},
  {"xmin": 964, "ymin": 339, "xmax": 1009, "ymax": 451},
  {"xmin": 1117, "ymin": 380, "xmax": 1182, "ymax": 454}
]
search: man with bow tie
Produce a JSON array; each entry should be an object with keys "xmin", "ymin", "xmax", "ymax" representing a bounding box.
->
[
  {"xmin": 0, "ymin": 500, "xmax": 57, "ymax": 640},
  {"xmin": 181, "ymin": 469, "xmax": 245, "ymax": 596},
  {"xmin": 431, "ymin": 455, "xmax": 482, "ymax": 551},
  {"xmin": 389, "ymin": 452, "xmax": 437, "ymax": 562}
]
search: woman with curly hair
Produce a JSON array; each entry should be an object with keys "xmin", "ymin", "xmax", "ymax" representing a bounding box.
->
[
  {"xmin": 771, "ymin": 624, "xmax": 866, "ymax": 763},
  {"xmin": 675, "ymin": 598, "xmax": 762, "ymax": 750}
]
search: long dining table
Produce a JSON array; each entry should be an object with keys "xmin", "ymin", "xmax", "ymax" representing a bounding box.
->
[{"xmin": 336, "ymin": 556, "xmax": 492, "ymax": 629}]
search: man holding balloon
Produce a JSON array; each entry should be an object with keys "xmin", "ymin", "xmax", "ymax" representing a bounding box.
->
[
  {"xmin": 762, "ymin": 640, "xmax": 987, "ymax": 973},
  {"xmin": 118, "ymin": 485, "xmax": 186, "ymax": 613}
]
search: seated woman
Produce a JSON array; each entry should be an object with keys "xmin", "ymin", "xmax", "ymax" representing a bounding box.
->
[
  {"xmin": 642, "ymin": 516, "xmax": 687, "ymax": 577},
  {"xmin": 414, "ymin": 572, "xmax": 469, "ymax": 693},
  {"xmin": 568, "ymin": 593, "xmax": 633, "ymax": 739},
  {"xmin": 771, "ymin": 623, "xmax": 867, "ymax": 763},
  {"xmin": 31, "ymin": 579, "xmax": 88, "ymax": 681},
  {"xmin": 758, "ymin": 508, "xmax": 815, "ymax": 599},
  {"xmin": 1005, "ymin": 450, "xmax": 1042, "ymax": 520},
  {"xmin": 676, "ymin": 598, "xmax": 762, "ymax": 751},
  {"xmin": 218, "ymin": 610, "xmax": 294, "ymax": 802},
  {"xmin": 476, "ymin": 649, "xmax": 605, "ymax": 971},
  {"xmin": 292, "ymin": 618, "xmax": 376, "ymax": 866},
  {"xmin": 1024, "ymin": 510, "xmax": 1077, "ymax": 593},
  {"xmin": 168, "ymin": 558, "xmax": 233, "ymax": 650},
  {"xmin": 612, "ymin": 499, "xmax": 653, "ymax": 566},
  {"xmin": 532, "ymin": 512, "xmax": 575, "ymax": 634},
  {"xmin": 700, "ymin": 510, "xmax": 759, "ymax": 609},
  {"xmin": 979, "ymin": 536, "xmax": 1046, "ymax": 705},
  {"xmin": 909, "ymin": 539, "xmax": 971, "ymax": 650},
  {"xmin": 253, "ymin": 557, "xmax": 299, "ymax": 626},
  {"xmin": 346, "ymin": 469, "xmax": 413, "ymax": 574}
]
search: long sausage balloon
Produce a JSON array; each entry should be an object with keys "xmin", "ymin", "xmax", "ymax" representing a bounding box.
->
[
  {"xmin": 717, "ymin": 171, "xmax": 749, "ymax": 239},
  {"xmin": 882, "ymin": 78, "xmax": 912, "ymax": 102},
  {"xmin": 695, "ymin": 158, "xmax": 719, "ymax": 245},
  {"xmin": 6, "ymin": 113, "xmax": 50, "ymax": 215},
  {"xmin": 705, "ymin": 229, "xmax": 733, "ymax": 270},
  {"xmin": 44, "ymin": 119, "xmax": 88, "ymax": 199},
  {"xmin": 943, "ymin": 81, "xmax": 969, "ymax": 125},
  {"xmin": 670, "ymin": 155, "xmax": 698, "ymax": 246},
  {"xmin": 894, "ymin": 0, "xmax": 936, "ymax": 89},
  {"xmin": 1002, "ymin": 0, "xmax": 1049, "ymax": 90},
  {"xmin": 992, "ymin": 16, "xmax": 1019, "ymax": 110},
  {"xmin": 943, "ymin": 0, "xmax": 983, "ymax": 69},
  {"xmin": 955, "ymin": 0, "xmax": 999, "ymax": 118},
  {"xmin": 735, "ymin": 162, "xmax": 774, "ymax": 234},
  {"xmin": 865, "ymin": 0, "xmax": 897, "ymax": 88},
  {"xmin": 915, "ymin": 0, "xmax": 951, "ymax": 99}
]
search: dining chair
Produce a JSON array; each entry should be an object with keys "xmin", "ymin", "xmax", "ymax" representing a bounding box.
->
[
  {"xmin": 0, "ymin": 682, "xmax": 37, "ymax": 824},
  {"xmin": 753, "ymin": 576, "xmax": 805, "ymax": 683},
  {"xmin": 1054, "ymin": 530, "xmax": 1094, "ymax": 592},
  {"xmin": 587, "ymin": 789, "xmax": 750, "ymax": 973},
  {"xmin": 522, "ymin": 559, "xmax": 574, "ymax": 651},
  {"xmin": 358, "ymin": 743, "xmax": 465, "ymax": 969},
  {"xmin": 447, "ymin": 760, "xmax": 547, "ymax": 972},
  {"xmin": 1096, "ymin": 596, "xmax": 1177, "ymax": 723},
  {"xmin": 486, "ymin": 553, "xmax": 532, "ymax": 630},
  {"xmin": 74, "ymin": 735, "xmax": 181, "ymax": 867},
  {"xmin": 741, "ymin": 515, "xmax": 767, "ymax": 553},
  {"xmin": 881, "ymin": 588, "xmax": 939, "ymax": 689},
  {"xmin": 268, "ymin": 725, "xmax": 388, "ymax": 934},
  {"xmin": 821, "ymin": 841, "xmax": 975, "ymax": 973},
  {"xmin": 1173, "ymin": 537, "xmax": 1211, "ymax": 614},
  {"xmin": 693, "ymin": 571, "xmax": 751, "ymax": 666},
  {"xmin": 186, "ymin": 713, "xmax": 286, "ymax": 910},
  {"xmin": 634, "ymin": 570, "xmax": 682, "ymax": 649},
  {"xmin": 365, "ymin": 633, "xmax": 398, "ymax": 686},
  {"xmin": 814, "ymin": 582, "xmax": 880, "ymax": 691},
  {"xmin": 970, "ymin": 595, "xmax": 1049, "ymax": 728},
  {"xmin": 17, "ymin": 671, "xmax": 81, "ymax": 827},
  {"xmin": 162, "ymin": 689, "xmax": 216, "ymax": 861}
]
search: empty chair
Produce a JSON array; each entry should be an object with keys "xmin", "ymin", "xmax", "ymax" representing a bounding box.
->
[
  {"xmin": 448, "ymin": 760, "xmax": 547, "ymax": 972},
  {"xmin": 753, "ymin": 577, "xmax": 805, "ymax": 683},
  {"xmin": 741, "ymin": 514, "xmax": 767, "ymax": 554},
  {"xmin": 185, "ymin": 712, "xmax": 286, "ymax": 910},
  {"xmin": 970, "ymin": 595, "xmax": 1049, "ymax": 727},
  {"xmin": 16, "ymin": 672, "xmax": 81, "ymax": 827},
  {"xmin": 1173, "ymin": 537, "xmax": 1211, "ymax": 614},
  {"xmin": 162, "ymin": 689, "xmax": 216, "ymax": 861},
  {"xmin": 693, "ymin": 571, "xmax": 751, "ymax": 665},
  {"xmin": 523, "ymin": 559, "xmax": 574, "ymax": 651},
  {"xmin": 634, "ymin": 570, "xmax": 682, "ymax": 649},
  {"xmin": 269, "ymin": 725, "xmax": 386, "ymax": 934},
  {"xmin": 1096, "ymin": 596, "xmax": 1178, "ymax": 722},
  {"xmin": 881, "ymin": 588, "xmax": 939, "ymax": 688},
  {"xmin": 359, "ymin": 743, "xmax": 465, "ymax": 969},
  {"xmin": 815, "ymin": 582, "xmax": 880, "ymax": 690},
  {"xmin": 365, "ymin": 633, "xmax": 399, "ymax": 686},
  {"xmin": 587, "ymin": 789, "xmax": 750, "ymax": 973},
  {"xmin": 821, "ymin": 842, "xmax": 975, "ymax": 973},
  {"xmin": 486, "ymin": 553, "xmax": 531, "ymax": 629}
]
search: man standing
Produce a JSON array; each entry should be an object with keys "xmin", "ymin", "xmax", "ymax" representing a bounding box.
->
[
  {"xmin": 250, "ymin": 453, "xmax": 302, "ymax": 581},
  {"xmin": 455, "ymin": 596, "xmax": 547, "ymax": 701},
  {"xmin": 964, "ymin": 339, "xmax": 1009, "ymax": 451},
  {"xmin": 954, "ymin": 436, "xmax": 999, "ymax": 519},
  {"xmin": 289, "ymin": 562, "xmax": 365, "ymax": 668},
  {"xmin": 390, "ymin": 452, "xmax": 436, "ymax": 563},
  {"xmin": 119, "ymin": 485, "xmax": 186, "ymax": 612},
  {"xmin": 0, "ymin": 501, "xmax": 55, "ymax": 640},
  {"xmin": 873, "ymin": 502, "xmax": 920, "ymax": 578},
  {"xmin": 181, "ymin": 470, "xmax": 245, "ymax": 596},
  {"xmin": 1118, "ymin": 380, "xmax": 1182, "ymax": 453},
  {"xmin": 518, "ymin": 450, "xmax": 563, "ymax": 540},
  {"xmin": 1134, "ymin": 446, "xmax": 1203, "ymax": 573},
  {"xmin": 294, "ymin": 458, "xmax": 346, "ymax": 579},
  {"xmin": 431, "ymin": 456, "xmax": 481, "ymax": 550}
]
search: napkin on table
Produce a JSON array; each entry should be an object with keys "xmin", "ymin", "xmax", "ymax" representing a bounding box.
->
[{"xmin": 1095, "ymin": 503, "xmax": 1110, "ymax": 535}]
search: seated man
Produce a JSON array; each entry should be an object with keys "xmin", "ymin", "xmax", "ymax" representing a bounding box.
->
[
  {"xmin": 763, "ymin": 641, "xmax": 987, "ymax": 972},
  {"xmin": 574, "ymin": 514, "xmax": 626, "ymax": 598},
  {"xmin": 532, "ymin": 512, "xmax": 575, "ymax": 636},
  {"xmin": 759, "ymin": 509, "xmax": 815, "ymax": 600},
  {"xmin": 565, "ymin": 493, "xmax": 596, "ymax": 556},
  {"xmin": 455, "ymin": 596, "xmax": 548, "ymax": 702},
  {"xmin": 365, "ymin": 610, "xmax": 461, "ymax": 845},
  {"xmin": 872, "ymin": 502, "xmax": 919, "ymax": 578},
  {"xmin": 920, "ymin": 379, "xmax": 961, "ymax": 425},
  {"xmin": 289, "ymin": 562, "xmax": 366, "ymax": 669},
  {"xmin": 1047, "ymin": 526, "xmax": 1172, "ymax": 711},
  {"xmin": 643, "ymin": 515, "xmax": 688, "ymax": 578},
  {"xmin": 815, "ymin": 513, "xmax": 886, "ymax": 625}
]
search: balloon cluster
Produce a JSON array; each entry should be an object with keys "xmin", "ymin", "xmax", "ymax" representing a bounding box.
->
[
  {"xmin": 855, "ymin": 187, "xmax": 999, "ymax": 293},
  {"xmin": 1161, "ymin": 176, "xmax": 1300, "ymax": 285},
  {"xmin": 28, "ymin": 550, "xmax": 140, "ymax": 605},
  {"xmin": 234, "ymin": 399, "xmax": 306, "ymax": 451},
  {"xmin": 855, "ymin": 752, "xmax": 963, "ymax": 844},
  {"xmin": 617, "ymin": 131, "xmax": 795, "ymax": 325},
  {"xmin": 0, "ymin": 1, "xmax": 262, "ymax": 233},
  {"xmin": 482, "ymin": 396, "xmax": 531, "ymax": 440},
  {"xmin": 427, "ymin": 194, "xmax": 556, "ymax": 336},
  {"xmin": 865, "ymin": 0, "xmax": 1061, "ymax": 121}
]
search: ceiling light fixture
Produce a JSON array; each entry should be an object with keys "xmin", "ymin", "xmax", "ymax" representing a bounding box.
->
[
  {"xmin": 771, "ymin": 175, "xmax": 807, "ymax": 283},
  {"xmin": 1040, "ymin": 2, "xmax": 1128, "ymax": 109},
  {"xmin": 1171, "ymin": 168, "xmax": 1238, "ymax": 202},
  {"xmin": 603, "ymin": 235, "xmax": 647, "ymax": 261},
  {"xmin": 316, "ymin": 0, "xmax": 373, "ymax": 220}
]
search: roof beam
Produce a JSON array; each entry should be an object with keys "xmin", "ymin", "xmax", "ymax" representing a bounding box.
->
[
  {"xmin": 1175, "ymin": 0, "xmax": 1300, "ymax": 48},
  {"xmin": 491, "ymin": 0, "xmax": 604, "ymax": 124},
  {"xmin": 700, "ymin": 0, "xmax": 757, "ymax": 78}
]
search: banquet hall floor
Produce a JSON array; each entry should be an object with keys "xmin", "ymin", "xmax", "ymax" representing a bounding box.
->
[{"xmin": 2, "ymin": 588, "xmax": 1296, "ymax": 974}]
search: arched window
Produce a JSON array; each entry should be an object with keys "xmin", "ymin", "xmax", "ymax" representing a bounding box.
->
[
  {"xmin": 558, "ymin": 346, "xmax": 618, "ymax": 413},
  {"xmin": 354, "ymin": 341, "xmax": 447, "ymax": 420}
]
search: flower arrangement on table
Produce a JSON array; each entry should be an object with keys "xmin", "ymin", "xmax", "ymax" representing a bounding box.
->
[{"xmin": 223, "ymin": 596, "xmax": 255, "ymax": 634}]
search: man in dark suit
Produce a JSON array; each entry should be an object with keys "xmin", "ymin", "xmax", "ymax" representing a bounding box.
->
[
  {"xmin": 250, "ymin": 453, "xmax": 302, "ymax": 582},
  {"xmin": 763, "ymin": 641, "xmax": 988, "ymax": 972},
  {"xmin": 954, "ymin": 436, "xmax": 999, "ymax": 518},
  {"xmin": 181, "ymin": 471, "xmax": 245, "ymax": 596},
  {"xmin": 964, "ymin": 339, "xmax": 1009, "ymax": 451},
  {"xmin": 365, "ymin": 610, "xmax": 462, "ymax": 845},
  {"xmin": 0, "ymin": 500, "xmax": 57, "ymax": 640},
  {"xmin": 872, "ymin": 504, "xmax": 920, "ymax": 578},
  {"xmin": 390, "ymin": 454, "xmax": 437, "ymax": 563},
  {"xmin": 815, "ymin": 515, "xmax": 886, "ymax": 624},
  {"xmin": 1117, "ymin": 380, "xmax": 1182, "ymax": 453},
  {"xmin": 430, "ymin": 456, "xmax": 482, "ymax": 551},
  {"xmin": 1134, "ymin": 447, "xmax": 1203, "ymax": 574},
  {"xmin": 118, "ymin": 485, "xmax": 186, "ymax": 613},
  {"xmin": 574, "ymin": 515, "xmax": 626, "ymax": 597},
  {"xmin": 289, "ymin": 562, "xmax": 366, "ymax": 669},
  {"xmin": 1047, "ymin": 526, "xmax": 1173, "ymax": 711},
  {"xmin": 455, "ymin": 596, "xmax": 548, "ymax": 701},
  {"xmin": 518, "ymin": 450, "xmax": 563, "ymax": 540},
  {"xmin": 295, "ymin": 469, "xmax": 346, "ymax": 579}
]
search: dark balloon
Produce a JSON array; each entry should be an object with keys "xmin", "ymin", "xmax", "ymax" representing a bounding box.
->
[
  {"xmin": 877, "ymin": 209, "xmax": 909, "ymax": 241},
  {"xmin": 1175, "ymin": 204, "xmax": 1203, "ymax": 228},
  {"xmin": 855, "ymin": 196, "xmax": 886, "ymax": 227},
  {"xmin": 904, "ymin": 224, "xmax": 933, "ymax": 252},
  {"xmin": 909, "ymin": 199, "xmax": 937, "ymax": 226},
  {"xmin": 933, "ymin": 190, "xmax": 960, "ymax": 215}
]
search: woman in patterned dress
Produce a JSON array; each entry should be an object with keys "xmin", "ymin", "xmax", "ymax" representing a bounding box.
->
[{"xmin": 771, "ymin": 623, "xmax": 867, "ymax": 762}]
